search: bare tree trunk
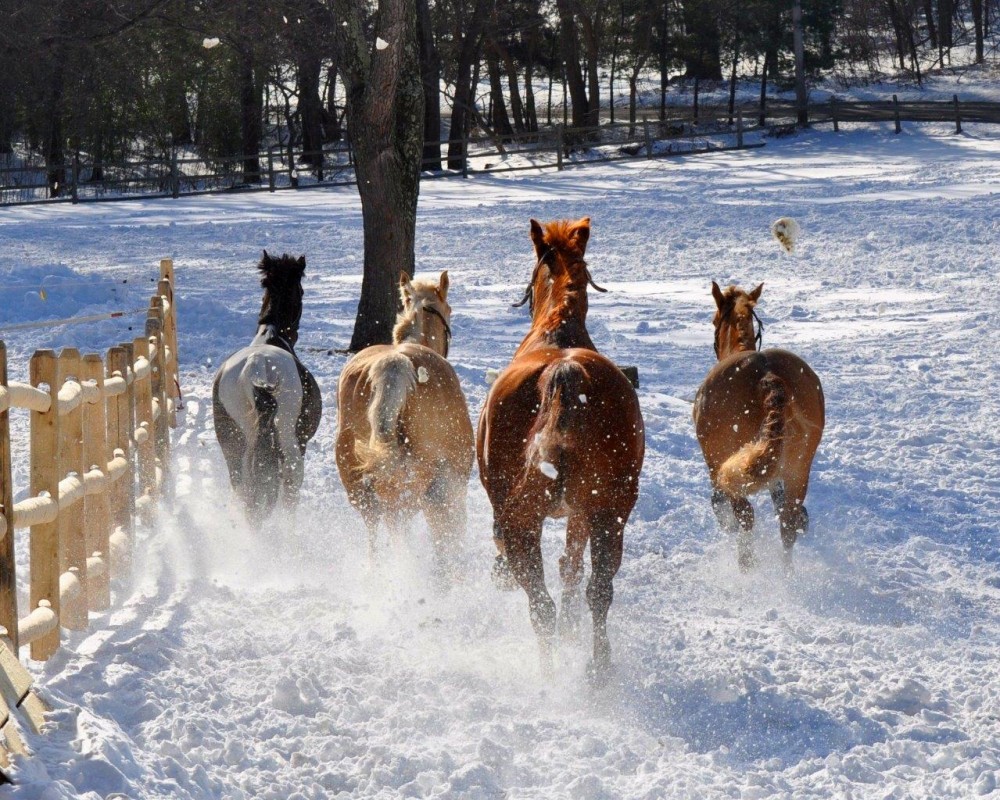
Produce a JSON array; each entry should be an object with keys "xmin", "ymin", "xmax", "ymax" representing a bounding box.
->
[
  {"xmin": 334, "ymin": 0, "xmax": 424, "ymax": 351},
  {"xmin": 727, "ymin": 36, "xmax": 740, "ymax": 124},
  {"xmin": 556, "ymin": 0, "xmax": 589, "ymax": 128},
  {"xmin": 298, "ymin": 53, "xmax": 325, "ymax": 167},
  {"xmin": 972, "ymin": 0, "xmax": 985, "ymax": 62},
  {"xmin": 525, "ymin": 62, "xmax": 538, "ymax": 133},
  {"xmin": 792, "ymin": 0, "xmax": 808, "ymax": 125},
  {"xmin": 759, "ymin": 49, "xmax": 771, "ymax": 127},
  {"xmin": 499, "ymin": 44, "xmax": 527, "ymax": 133},
  {"xmin": 486, "ymin": 46, "xmax": 513, "ymax": 139},
  {"xmin": 446, "ymin": 0, "xmax": 490, "ymax": 169},
  {"xmin": 417, "ymin": 0, "xmax": 442, "ymax": 170},
  {"xmin": 325, "ymin": 65, "xmax": 343, "ymax": 141},
  {"xmin": 239, "ymin": 49, "xmax": 263, "ymax": 183}
]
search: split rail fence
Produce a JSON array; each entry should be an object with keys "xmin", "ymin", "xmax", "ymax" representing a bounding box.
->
[
  {"xmin": 5, "ymin": 97, "xmax": 995, "ymax": 206},
  {"xmin": 0, "ymin": 259, "xmax": 180, "ymax": 775}
]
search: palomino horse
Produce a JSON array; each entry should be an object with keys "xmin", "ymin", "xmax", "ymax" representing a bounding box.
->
[
  {"xmin": 693, "ymin": 282, "xmax": 825, "ymax": 569},
  {"xmin": 213, "ymin": 252, "xmax": 322, "ymax": 524},
  {"xmin": 478, "ymin": 218, "xmax": 645, "ymax": 680},
  {"xmin": 336, "ymin": 271, "xmax": 473, "ymax": 577}
]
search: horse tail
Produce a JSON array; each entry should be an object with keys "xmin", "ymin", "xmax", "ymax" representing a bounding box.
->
[
  {"xmin": 717, "ymin": 372, "xmax": 787, "ymax": 496},
  {"xmin": 246, "ymin": 382, "xmax": 282, "ymax": 515},
  {"xmin": 355, "ymin": 352, "xmax": 417, "ymax": 474},
  {"xmin": 526, "ymin": 360, "xmax": 587, "ymax": 489}
]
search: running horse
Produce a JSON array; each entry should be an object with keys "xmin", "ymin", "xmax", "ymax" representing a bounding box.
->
[
  {"xmin": 693, "ymin": 282, "xmax": 825, "ymax": 569},
  {"xmin": 478, "ymin": 218, "xmax": 645, "ymax": 680},
  {"xmin": 213, "ymin": 252, "xmax": 322, "ymax": 524},
  {"xmin": 336, "ymin": 271, "xmax": 473, "ymax": 579}
]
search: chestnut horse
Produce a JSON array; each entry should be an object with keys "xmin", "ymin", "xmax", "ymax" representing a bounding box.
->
[
  {"xmin": 693, "ymin": 282, "xmax": 825, "ymax": 569},
  {"xmin": 477, "ymin": 218, "xmax": 645, "ymax": 680},
  {"xmin": 336, "ymin": 272, "xmax": 473, "ymax": 578}
]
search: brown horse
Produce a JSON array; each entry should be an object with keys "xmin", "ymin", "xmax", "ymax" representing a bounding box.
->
[
  {"xmin": 693, "ymin": 282, "xmax": 825, "ymax": 569},
  {"xmin": 336, "ymin": 272, "xmax": 473, "ymax": 578},
  {"xmin": 477, "ymin": 218, "xmax": 645, "ymax": 680}
]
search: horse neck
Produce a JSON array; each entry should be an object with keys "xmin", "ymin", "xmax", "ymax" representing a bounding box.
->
[
  {"xmin": 257, "ymin": 291, "xmax": 300, "ymax": 349},
  {"xmin": 516, "ymin": 272, "xmax": 595, "ymax": 356},
  {"xmin": 716, "ymin": 321, "xmax": 756, "ymax": 360},
  {"xmin": 394, "ymin": 304, "xmax": 446, "ymax": 355}
]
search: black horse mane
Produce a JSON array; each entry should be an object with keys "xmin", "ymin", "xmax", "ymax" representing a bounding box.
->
[{"xmin": 257, "ymin": 250, "xmax": 306, "ymax": 345}]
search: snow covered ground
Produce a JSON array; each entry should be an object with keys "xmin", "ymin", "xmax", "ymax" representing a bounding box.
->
[{"xmin": 1, "ymin": 120, "xmax": 999, "ymax": 799}]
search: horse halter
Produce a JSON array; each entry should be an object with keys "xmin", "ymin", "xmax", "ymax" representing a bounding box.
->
[
  {"xmin": 714, "ymin": 306, "xmax": 764, "ymax": 357},
  {"xmin": 511, "ymin": 249, "xmax": 608, "ymax": 313},
  {"xmin": 422, "ymin": 304, "xmax": 452, "ymax": 357}
]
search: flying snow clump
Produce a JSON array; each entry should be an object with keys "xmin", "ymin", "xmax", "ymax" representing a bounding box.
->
[{"xmin": 771, "ymin": 217, "xmax": 800, "ymax": 253}]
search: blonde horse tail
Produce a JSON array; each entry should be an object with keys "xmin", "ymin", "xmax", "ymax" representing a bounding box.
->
[
  {"xmin": 717, "ymin": 372, "xmax": 787, "ymax": 496},
  {"xmin": 527, "ymin": 360, "xmax": 587, "ymax": 485},
  {"xmin": 355, "ymin": 352, "xmax": 417, "ymax": 473}
]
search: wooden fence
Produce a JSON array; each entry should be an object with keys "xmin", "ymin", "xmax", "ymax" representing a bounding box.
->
[
  {"xmin": 1, "ymin": 97, "xmax": 997, "ymax": 206},
  {"xmin": 0, "ymin": 259, "xmax": 179, "ymax": 774}
]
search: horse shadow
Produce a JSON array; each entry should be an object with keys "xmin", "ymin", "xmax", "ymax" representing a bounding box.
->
[{"xmin": 616, "ymin": 671, "xmax": 886, "ymax": 766}]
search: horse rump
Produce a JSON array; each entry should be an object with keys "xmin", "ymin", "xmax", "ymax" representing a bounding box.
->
[
  {"xmin": 716, "ymin": 372, "xmax": 787, "ymax": 496},
  {"xmin": 246, "ymin": 382, "xmax": 282, "ymax": 517},
  {"xmin": 354, "ymin": 352, "xmax": 417, "ymax": 476},
  {"xmin": 526, "ymin": 360, "xmax": 588, "ymax": 486}
]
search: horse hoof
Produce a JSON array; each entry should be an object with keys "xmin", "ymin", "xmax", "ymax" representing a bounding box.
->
[
  {"xmin": 557, "ymin": 612, "xmax": 581, "ymax": 643},
  {"xmin": 491, "ymin": 555, "xmax": 518, "ymax": 591}
]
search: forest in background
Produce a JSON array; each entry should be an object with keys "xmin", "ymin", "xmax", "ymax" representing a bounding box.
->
[{"xmin": 0, "ymin": 0, "xmax": 997, "ymax": 191}]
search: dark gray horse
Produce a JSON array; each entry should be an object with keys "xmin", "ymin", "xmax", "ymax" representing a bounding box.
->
[{"xmin": 212, "ymin": 252, "xmax": 322, "ymax": 523}]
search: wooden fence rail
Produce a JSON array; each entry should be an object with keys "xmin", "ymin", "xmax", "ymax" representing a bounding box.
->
[{"xmin": 0, "ymin": 259, "xmax": 179, "ymax": 773}]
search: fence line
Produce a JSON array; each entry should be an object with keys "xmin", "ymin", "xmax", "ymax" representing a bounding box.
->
[
  {"xmin": 0, "ymin": 259, "xmax": 180, "ymax": 773},
  {"xmin": 5, "ymin": 97, "xmax": 991, "ymax": 207}
]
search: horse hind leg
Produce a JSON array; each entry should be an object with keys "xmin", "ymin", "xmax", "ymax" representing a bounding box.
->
[
  {"xmin": 731, "ymin": 496, "xmax": 756, "ymax": 572},
  {"xmin": 586, "ymin": 511, "xmax": 625, "ymax": 684},
  {"xmin": 423, "ymin": 473, "xmax": 467, "ymax": 586},
  {"xmin": 557, "ymin": 514, "xmax": 589, "ymax": 642},
  {"xmin": 775, "ymin": 475, "xmax": 810, "ymax": 570},
  {"xmin": 499, "ymin": 506, "xmax": 555, "ymax": 674}
]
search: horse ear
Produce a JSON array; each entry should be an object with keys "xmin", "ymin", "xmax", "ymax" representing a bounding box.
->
[
  {"xmin": 438, "ymin": 270, "xmax": 449, "ymax": 298},
  {"xmin": 296, "ymin": 255, "xmax": 306, "ymax": 272},
  {"xmin": 399, "ymin": 271, "xmax": 414, "ymax": 304},
  {"xmin": 262, "ymin": 249, "xmax": 270, "ymax": 263},
  {"xmin": 571, "ymin": 217, "xmax": 591, "ymax": 255},
  {"xmin": 749, "ymin": 282, "xmax": 764, "ymax": 303},
  {"xmin": 711, "ymin": 281, "xmax": 725, "ymax": 308},
  {"xmin": 529, "ymin": 219, "xmax": 546, "ymax": 259}
]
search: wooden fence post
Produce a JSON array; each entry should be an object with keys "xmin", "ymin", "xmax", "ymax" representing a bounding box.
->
[
  {"xmin": 893, "ymin": 94, "xmax": 901, "ymax": 134},
  {"xmin": 267, "ymin": 148, "xmax": 276, "ymax": 192},
  {"xmin": 0, "ymin": 343, "xmax": 16, "ymax": 652},
  {"xmin": 57, "ymin": 349, "xmax": 87, "ymax": 632},
  {"xmin": 159, "ymin": 259, "xmax": 180, "ymax": 417},
  {"xmin": 642, "ymin": 120, "xmax": 653, "ymax": 159},
  {"xmin": 132, "ymin": 336, "xmax": 156, "ymax": 520},
  {"xmin": 736, "ymin": 110, "xmax": 744, "ymax": 148},
  {"xmin": 953, "ymin": 94, "xmax": 962, "ymax": 134},
  {"xmin": 831, "ymin": 96, "xmax": 839, "ymax": 132},
  {"xmin": 29, "ymin": 350, "xmax": 60, "ymax": 661},
  {"xmin": 109, "ymin": 345, "xmax": 135, "ymax": 578},
  {"xmin": 82, "ymin": 354, "xmax": 111, "ymax": 611},
  {"xmin": 170, "ymin": 149, "xmax": 180, "ymax": 199},
  {"xmin": 146, "ymin": 306, "xmax": 169, "ymax": 489}
]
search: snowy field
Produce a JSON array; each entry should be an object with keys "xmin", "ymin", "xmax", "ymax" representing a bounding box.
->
[{"xmin": 1, "ymin": 121, "xmax": 999, "ymax": 799}]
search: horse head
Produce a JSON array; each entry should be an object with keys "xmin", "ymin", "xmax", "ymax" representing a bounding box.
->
[
  {"xmin": 711, "ymin": 281, "xmax": 764, "ymax": 360},
  {"xmin": 512, "ymin": 218, "xmax": 606, "ymax": 354},
  {"xmin": 258, "ymin": 250, "xmax": 306, "ymax": 348},
  {"xmin": 394, "ymin": 270, "xmax": 452, "ymax": 357}
]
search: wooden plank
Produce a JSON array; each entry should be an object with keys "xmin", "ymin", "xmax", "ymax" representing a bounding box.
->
[
  {"xmin": 0, "ymin": 343, "xmax": 17, "ymax": 652},
  {"xmin": 0, "ymin": 639, "xmax": 31, "ymax": 708},
  {"xmin": 146, "ymin": 305, "xmax": 170, "ymax": 483},
  {"xmin": 82, "ymin": 354, "xmax": 111, "ymax": 611},
  {"xmin": 108, "ymin": 346, "xmax": 134, "ymax": 579},
  {"xmin": 132, "ymin": 336, "xmax": 156, "ymax": 518},
  {"xmin": 57, "ymin": 349, "xmax": 87, "ymax": 631},
  {"xmin": 29, "ymin": 351, "xmax": 60, "ymax": 661}
]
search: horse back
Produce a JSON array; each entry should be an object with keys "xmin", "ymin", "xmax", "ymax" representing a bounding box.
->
[
  {"xmin": 694, "ymin": 348, "xmax": 824, "ymax": 470},
  {"xmin": 478, "ymin": 347, "xmax": 644, "ymax": 515}
]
